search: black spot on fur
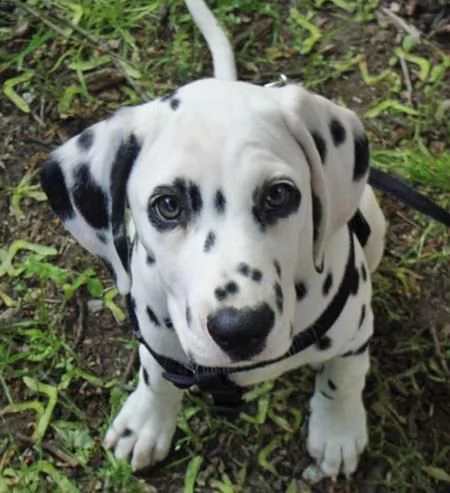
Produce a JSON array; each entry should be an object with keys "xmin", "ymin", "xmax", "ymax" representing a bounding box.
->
[
  {"xmin": 121, "ymin": 428, "xmax": 133, "ymax": 438},
  {"xmin": 289, "ymin": 323, "xmax": 294, "ymax": 339},
  {"xmin": 349, "ymin": 210, "xmax": 371, "ymax": 247},
  {"xmin": 97, "ymin": 232, "xmax": 107, "ymax": 244},
  {"xmin": 273, "ymin": 260, "xmax": 281, "ymax": 278},
  {"xmin": 72, "ymin": 163, "xmax": 109, "ymax": 229},
  {"xmin": 358, "ymin": 305, "xmax": 366, "ymax": 329},
  {"xmin": 99, "ymin": 256, "xmax": 117, "ymax": 283},
  {"xmin": 77, "ymin": 128, "xmax": 94, "ymax": 151},
  {"xmin": 214, "ymin": 190, "xmax": 226, "ymax": 214},
  {"xmin": 146, "ymin": 306, "xmax": 160, "ymax": 326},
  {"xmin": 251, "ymin": 269, "xmax": 263, "ymax": 283},
  {"xmin": 170, "ymin": 98, "xmax": 181, "ymax": 110},
  {"xmin": 40, "ymin": 159, "xmax": 75, "ymax": 222},
  {"xmin": 147, "ymin": 254, "xmax": 155, "ymax": 265},
  {"xmin": 186, "ymin": 306, "xmax": 192, "ymax": 327},
  {"xmin": 350, "ymin": 267, "xmax": 360, "ymax": 295},
  {"xmin": 311, "ymin": 193, "xmax": 322, "ymax": 243},
  {"xmin": 316, "ymin": 336, "xmax": 332, "ymax": 351},
  {"xmin": 320, "ymin": 390, "xmax": 333, "ymax": 400},
  {"xmin": 143, "ymin": 368, "xmax": 150, "ymax": 386},
  {"xmin": 238, "ymin": 263, "xmax": 250, "ymax": 277},
  {"xmin": 329, "ymin": 119, "xmax": 346, "ymax": 146},
  {"xmin": 328, "ymin": 379, "xmax": 337, "ymax": 391},
  {"xmin": 353, "ymin": 133, "xmax": 369, "ymax": 181},
  {"xmin": 204, "ymin": 231, "xmax": 216, "ymax": 252},
  {"xmin": 215, "ymin": 287, "xmax": 227, "ymax": 302},
  {"xmin": 126, "ymin": 294, "xmax": 141, "ymax": 339},
  {"xmin": 225, "ymin": 281, "xmax": 238, "ymax": 295},
  {"xmin": 274, "ymin": 282, "xmax": 284, "ymax": 313},
  {"xmin": 189, "ymin": 183, "xmax": 203, "ymax": 215},
  {"xmin": 323, "ymin": 272, "xmax": 333, "ymax": 296},
  {"xmin": 164, "ymin": 317, "xmax": 174, "ymax": 330},
  {"xmin": 361, "ymin": 263, "xmax": 367, "ymax": 282},
  {"xmin": 341, "ymin": 338, "xmax": 370, "ymax": 357},
  {"xmin": 295, "ymin": 281, "xmax": 307, "ymax": 301},
  {"xmin": 311, "ymin": 131, "xmax": 327, "ymax": 164}
]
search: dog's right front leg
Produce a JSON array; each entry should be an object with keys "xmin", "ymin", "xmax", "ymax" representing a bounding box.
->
[{"xmin": 104, "ymin": 344, "xmax": 184, "ymax": 471}]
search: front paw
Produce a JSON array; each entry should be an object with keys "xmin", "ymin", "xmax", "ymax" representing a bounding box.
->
[
  {"xmin": 305, "ymin": 392, "xmax": 367, "ymax": 479},
  {"xmin": 104, "ymin": 386, "xmax": 180, "ymax": 471}
]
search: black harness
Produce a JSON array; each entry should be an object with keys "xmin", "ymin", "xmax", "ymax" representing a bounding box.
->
[{"xmin": 129, "ymin": 228, "xmax": 357, "ymax": 415}]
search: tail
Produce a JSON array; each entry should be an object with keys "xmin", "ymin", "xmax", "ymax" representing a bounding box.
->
[
  {"xmin": 184, "ymin": 0, "xmax": 237, "ymax": 80},
  {"xmin": 369, "ymin": 168, "xmax": 450, "ymax": 227}
]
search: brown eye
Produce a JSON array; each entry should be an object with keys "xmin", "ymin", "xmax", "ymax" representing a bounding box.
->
[
  {"xmin": 265, "ymin": 183, "xmax": 294, "ymax": 209},
  {"xmin": 154, "ymin": 194, "xmax": 181, "ymax": 220}
]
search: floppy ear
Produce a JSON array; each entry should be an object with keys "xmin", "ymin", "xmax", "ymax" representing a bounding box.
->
[
  {"xmin": 273, "ymin": 85, "xmax": 369, "ymax": 269},
  {"xmin": 40, "ymin": 101, "xmax": 167, "ymax": 294}
]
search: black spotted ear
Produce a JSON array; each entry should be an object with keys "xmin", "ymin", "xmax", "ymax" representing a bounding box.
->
[
  {"xmin": 41, "ymin": 103, "xmax": 164, "ymax": 294},
  {"xmin": 272, "ymin": 85, "xmax": 369, "ymax": 268}
]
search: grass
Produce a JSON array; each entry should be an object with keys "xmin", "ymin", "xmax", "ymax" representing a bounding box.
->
[{"xmin": 1, "ymin": 0, "xmax": 449, "ymax": 491}]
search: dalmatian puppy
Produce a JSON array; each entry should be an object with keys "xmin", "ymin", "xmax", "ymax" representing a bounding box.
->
[{"xmin": 40, "ymin": 0, "xmax": 386, "ymax": 481}]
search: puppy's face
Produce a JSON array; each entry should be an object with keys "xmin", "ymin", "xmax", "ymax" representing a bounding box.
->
[{"xmin": 129, "ymin": 81, "xmax": 315, "ymax": 367}]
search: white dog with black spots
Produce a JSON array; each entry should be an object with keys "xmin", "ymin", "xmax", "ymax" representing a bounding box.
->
[{"xmin": 40, "ymin": 0, "xmax": 387, "ymax": 482}]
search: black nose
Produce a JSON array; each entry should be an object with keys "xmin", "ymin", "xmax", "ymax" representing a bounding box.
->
[{"xmin": 207, "ymin": 303, "xmax": 275, "ymax": 361}]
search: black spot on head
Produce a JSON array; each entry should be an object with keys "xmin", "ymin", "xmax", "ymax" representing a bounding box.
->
[
  {"xmin": 188, "ymin": 183, "xmax": 202, "ymax": 215},
  {"xmin": 214, "ymin": 190, "xmax": 226, "ymax": 214},
  {"xmin": 311, "ymin": 193, "xmax": 322, "ymax": 243},
  {"xmin": 40, "ymin": 159, "xmax": 75, "ymax": 222},
  {"xmin": 273, "ymin": 260, "xmax": 281, "ymax": 278},
  {"xmin": 225, "ymin": 281, "xmax": 238, "ymax": 295},
  {"xmin": 121, "ymin": 428, "xmax": 133, "ymax": 438},
  {"xmin": 72, "ymin": 163, "xmax": 110, "ymax": 229},
  {"xmin": 97, "ymin": 232, "xmax": 107, "ymax": 244},
  {"xmin": 274, "ymin": 282, "xmax": 284, "ymax": 313},
  {"xmin": 350, "ymin": 267, "xmax": 360, "ymax": 295},
  {"xmin": 361, "ymin": 263, "xmax": 367, "ymax": 282},
  {"xmin": 295, "ymin": 281, "xmax": 308, "ymax": 301},
  {"xmin": 215, "ymin": 287, "xmax": 227, "ymax": 302},
  {"xmin": 164, "ymin": 317, "xmax": 174, "ymax": 330},
  {"xmin": 143, "ymin": 368, "xmax": 150, "ymax": 386},
  {"xmin": 204, "ymin": 231, "xmax": 216, "ymax": 252},
  {"xmin": 329, "ymin": 119, "xmax": 346, "ymax": 147},
  {"xmin": 328, "ymin": 379, "xmax": 337, "ymax": 391},
  {"xmin": 170, "ymin": 98, "xmax": 181, "ymax": 110},
  {"xmin": 311, "ymin": 131, "xmax": 327, "ymax": 164},
  {"xmin": 353, "ymin": 133, "xmax": 369, "ymax": 181},
  {"xmin": 316, "ymin": 336, "xmax": 332, "ymax": 351},
  {"xmin": 251, "ymin": 269, "xmax": 263, "ymax": 283},
  {"xmin": 147, "ymin": 254, "xmax": 155, "ymax": 265},
  {"xmin": 238, "ymin": 263, "xmax": 250, "ymax": 277},
  {"xmin": 358, "ymin": 304, "xmax": 366, "ymax": 329},
  {"xmin": 322, "ymin": 272, "xmax": 333, "ymax": 296},
  {"xmin": 146, "ymin": 306, "xmax": 160, "ymax": 326},
  {"xmin": 78, "ymin": 128, "xmax": 94, "ymax": 151},
  {"xmin": 320, "ymin": 390, "xmax": 333, "ymax": 400},
  {"xmin": 186, "ymin": 306, "xmax": 192, "ymax": 327}
]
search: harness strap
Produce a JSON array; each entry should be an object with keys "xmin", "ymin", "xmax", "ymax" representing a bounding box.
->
[{"xmin": 129, "ymin": 227, "xmax": 356, "ymax": 412}]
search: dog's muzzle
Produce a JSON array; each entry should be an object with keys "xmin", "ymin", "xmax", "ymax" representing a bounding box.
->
[{"xmin": 206, "ymin": 303, "xmax": 275, "ymax": 361}]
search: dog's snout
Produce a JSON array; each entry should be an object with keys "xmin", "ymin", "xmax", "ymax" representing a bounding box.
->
[{"xmin": 207, "ymin": 303, "xmax": 274, "ymax": 361}]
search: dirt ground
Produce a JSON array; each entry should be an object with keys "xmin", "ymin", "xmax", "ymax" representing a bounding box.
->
[{"xmin": 1, "ymin": 1, "xmax": 449, "ymax": 492}]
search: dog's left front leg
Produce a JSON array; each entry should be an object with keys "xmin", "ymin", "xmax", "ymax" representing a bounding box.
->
[{"xmin": 305, "ymin": 347, "xmax": 370, "ymax": 479}]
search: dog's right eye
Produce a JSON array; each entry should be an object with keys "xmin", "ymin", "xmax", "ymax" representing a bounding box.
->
[{"xmin": 153, "ymin": 194, "xmax": 181, "ymax": 221}]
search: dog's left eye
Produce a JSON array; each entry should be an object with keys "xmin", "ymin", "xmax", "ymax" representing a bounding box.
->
[
  {"xmin": 153, "ymin": 194, "xmax": 182, "ymax": 220},
  {"xmin": 265, "ymin": 182, "xmax": 298, "ymax": 210}
]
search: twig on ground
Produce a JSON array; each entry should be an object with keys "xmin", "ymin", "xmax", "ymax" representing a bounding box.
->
[
  {"xmin": 121, "ymin": 347, "xmax": 138, "ymax": 385},
  {"xmin": 15, "ymin": 432, "xmax": 79, "ymax": 467},
  {"xmin": 380, "ymin": 7, "xmax": 422, "ymax": 41},
  {"xmin": 9, "ymin": 0, "xmax": 148, "ymax": 102},
  {"xmin": 399, "ymin": 57, "xmax": 413, "ymax": 104},
  {"xmin": 429, "ymin": 324, "xmax": 450, "ymax": 376},
  {"xmin": 74, "ymin": 292, "xmax": 88, "ymax": 347}
]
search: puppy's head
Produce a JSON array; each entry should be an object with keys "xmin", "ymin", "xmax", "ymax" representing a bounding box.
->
[{"xmin": 41, "ymin": 79, "xmax": 369, "ymax": 367}]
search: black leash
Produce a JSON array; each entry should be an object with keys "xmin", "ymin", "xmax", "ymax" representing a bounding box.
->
[{"xmin": 369, "ymin": 168, "xmax": 450, "ymax": 227}]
